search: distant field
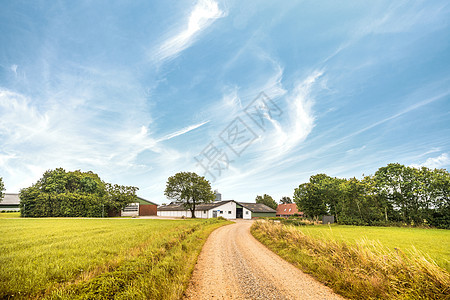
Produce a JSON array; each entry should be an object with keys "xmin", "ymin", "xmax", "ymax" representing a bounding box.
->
[
  {"xmin": 0, "ymin": 217, "xmax": 230, "ymax": 299},
  {"xmin": 297, "ymin": 224, "xmax": 450, "ymax": 270}
]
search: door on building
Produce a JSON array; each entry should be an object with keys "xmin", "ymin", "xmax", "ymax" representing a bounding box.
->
[
  {"xmin": 212, "ymin": 210, "xmax": 217, "ymax": 218},
  {"xmin": 236, "ymin": 205, "xmax": 243, "ymax": 218}
]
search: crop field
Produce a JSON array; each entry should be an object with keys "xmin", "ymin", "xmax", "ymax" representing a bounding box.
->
[
  {"xmin": 252, "ymin": 221, "xmax": 450, "ymax": 299},
  {"xmin": 0, "ymin": 217, "xmax": 230, "ymax": 299}
]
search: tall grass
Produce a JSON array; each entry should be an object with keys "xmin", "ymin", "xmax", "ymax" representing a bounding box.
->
[
  {"xmin": 0, "ymin": 218, "xmax": 230, "ymax": 299},
  {"xmin": 251, "ymin": 221, "xmax": 449, "ymax": 299}
]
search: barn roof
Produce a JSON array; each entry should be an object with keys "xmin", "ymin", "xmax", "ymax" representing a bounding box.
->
[
  {"xmin": 158, "ymin": 200, "xmax": 235, "ymax": 211},
  {"xmin": 239, "ymin": 202, "xmax": 276, "ymax": 213},
  {"xmin": 276, "ymin": 203, "xmax": 302, "ymax": 215},
  {"xmin": 0, "ymin": 193, "xmax": 20, "ymax": 205},
  {"xmin": 136, "ymin": 197, "xmax": 157, "ymax": 206}
]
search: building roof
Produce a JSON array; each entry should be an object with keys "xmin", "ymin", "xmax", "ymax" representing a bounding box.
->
[
  {"xmin": 239, "ymin": 202, "xmax": 277, "ymax": 213},
  {"xmin": 157, "ymin": 200, "xmax": 235, "ymax": 211},
  {"xmin": 136, "ymin": 197, "xmax": 157, "ymax": 206},
  {"xmin": 0, "ymin": 193, "xmax": 20, "ymax": 205},
  {"xmin": 158, "ymin": 200, "xmax": 277, "ymax": 213},
  {"xmin": 276, "ymin": 203, "xmax": 302, "ymax": 215}
]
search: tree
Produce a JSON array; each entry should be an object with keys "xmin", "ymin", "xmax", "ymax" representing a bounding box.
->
[
  {"xmin": 293, "ymin": 182, "xmax": 327, "ymax": 219},
  {"xmin": 0, "ymin": 177, "xmax": 4, "ymax": 202},
  {"xmin": 255, "ymin": 194, "xmax": 278, "ymax": 210},
  {"xmin": 19, "ymin": 168, "xmax": 137, "ymax": 217},
  {"xmin": 280, "ymin": 196, "xmax": 292, "ymax": 204},
  {"xmin": 164, "ymin": 172, "xmax": 215, "ymax": 218}
]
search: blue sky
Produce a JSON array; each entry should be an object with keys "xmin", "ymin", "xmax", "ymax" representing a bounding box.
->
[{"xmin": 1, "ymin": 0, "xmax": 449, "ymax": 204}]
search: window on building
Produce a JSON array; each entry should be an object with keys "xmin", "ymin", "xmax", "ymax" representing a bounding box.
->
[
  {"xmin": 220, "ymin": 211, "xmax": 223, "ymax": 214},
  {"xmin": 284, "ymin": 208, "xmax": 286, "ymax": 211},
  {"xmin": 246, "ymin": 211, "xmax": 249, "ymax": 214},
  {"xmin": 228, "ymin": 211, "xmax": 231, "ymax": 214},
  {"xmin": 203, "ymin": 210, "xmax": 206, "ymax": 213},
  {"xmin": 289, "ymin": 208, "xmax": 291, "ymax": 212}
]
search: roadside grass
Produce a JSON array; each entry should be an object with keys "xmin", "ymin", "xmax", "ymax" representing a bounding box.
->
[
  {"xmin": 251, "ymin": 221, "xmax": 450, "ymax": 300},
  {"xmin": 0, "ymin": 218, "xmax": 231, "ymax": 299}
]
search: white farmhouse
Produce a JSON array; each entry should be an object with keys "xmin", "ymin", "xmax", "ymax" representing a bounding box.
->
[{"xmin": 157, "ymin": 200, "xmax": 276, "ymax": 219}]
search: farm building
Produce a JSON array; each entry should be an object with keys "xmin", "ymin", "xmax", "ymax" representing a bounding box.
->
[
  {"xmin": 157, "ymin": 200, "xmax": 276, "ymax": 219},
  {"xmin": 121, "ymin": 197, "xmax": 158, "ymax": 217},
  {"xmin": 0, "ymin": 193, "xmax": 20, "ymax": 211},
  {"xmin": 276, "ymin": 203, "xmax": 303, "ymax": 218}
]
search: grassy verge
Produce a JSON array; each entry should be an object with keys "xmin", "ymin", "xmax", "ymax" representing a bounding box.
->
[
  {"xmin": 251, "ymin": 220, "xmax": 449, "ymax": 299},
  {"xmin": 0, "ymin": 218, "xmax": 231, "ymax": 299}
]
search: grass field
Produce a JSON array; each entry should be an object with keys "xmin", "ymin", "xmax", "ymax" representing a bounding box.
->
[
  {"xmin": 294, "ymin": 224, "xmax": 450, "ymax": 271},
  {"xmin": 252, "ymin": 221, "xmax": 450, "ymax": 299},
  {"xmin": 0, "ymin": 217, "xmax": 230, "ymax": 299}
]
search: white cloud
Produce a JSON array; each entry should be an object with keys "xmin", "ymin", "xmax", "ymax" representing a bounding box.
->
[
  {"xmin": 154, "ymin": 0, "xmax": 225, "ymax": 62},
  {"xmin": 412, "ymin": 153, "xmax": 450, "ymax": 169}
]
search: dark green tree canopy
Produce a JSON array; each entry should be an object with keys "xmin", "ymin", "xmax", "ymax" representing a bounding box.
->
[
  {"xmin": 255, "ymin": 194, "xmax": 278, "ymax": 210},
  {"xmin": 164, "ymin": 172, "xmax": 215, "ymax": 218},
  {"xmin": 280, "ymin": 196, "xmax": 292, "ymax": 204},
  {"xmin": 293, "ymin": 163, "xmax": 449, "ymax": 228},
  {"xmin": 19, "ymin": 168, "xmax": 138, "ymax": 217}
]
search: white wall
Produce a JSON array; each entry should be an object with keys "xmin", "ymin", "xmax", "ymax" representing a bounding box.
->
[
  {"xmin": 158, "ymin": 201, "xmax": 237, "ymax": 219},
  {"xmin": 211, "ymin": 201, "xmax": 236, "ymax": 219},
  {"xmin": 243, "ymin": 207, "xmax": 252, "ymax": 219}
]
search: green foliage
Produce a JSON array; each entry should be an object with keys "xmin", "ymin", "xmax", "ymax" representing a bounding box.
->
[
  {"xmin": 19, "ymin": 168, "xmax": 138, "ymax": 217},
  {"xmin": 255, "ymin": 194, "xmax": 278, "ymax": 209},
  {"xmin": 293, "ymin": 164, "xmax": 450, "ymax": 228},
  {"xmin": 0, "ymin": 177, "xmax": 4, "ymax": 201},
  {"xmin": 279, "ymin": 196, "xmax": 292, "ymax": 204},
  {"xmin": 164, "ymin": 172, "xmax": 215, "ymax": 218}
]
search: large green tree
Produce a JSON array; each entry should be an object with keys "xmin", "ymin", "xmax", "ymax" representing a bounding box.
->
[
  {"xmin": 164, "ymin": 172, "xmax": 215, "ymax": 218},
  {"xmin": 255, "ymin": 194, "xmax": 278, "ymax": 210},
  {"xmin": 19, "ymin": 168, "xmax": 137, "ymax": 217}
]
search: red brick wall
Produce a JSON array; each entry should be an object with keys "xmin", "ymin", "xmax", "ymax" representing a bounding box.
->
[{"xmin": 139, "ymin": 204, "xmax": 157, "ymax": 216}]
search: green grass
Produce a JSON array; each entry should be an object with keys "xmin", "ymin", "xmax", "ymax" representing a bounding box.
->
[
  {"xmin": 0, "ymin": 212, "xmax": 20, "ymax": 218},
  {"xmin": 0, "ymin": 217, "xmax": 231, "ymax": 299},
  {"xmin": 295, "ymin": 224, "xmax": 450, "ymax": 271},
  {"xmin": 252, "ymin": 221, "xmax": 450, "ymax": 300}
]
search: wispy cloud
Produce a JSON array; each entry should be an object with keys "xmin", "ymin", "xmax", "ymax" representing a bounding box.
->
[
  {"xmin": 158, "ymin": 120, "xmax": 210, "ymax": 141},
  {"xmin": 154, "ymin": 0, "xmax": 225, "ymax": 63}
]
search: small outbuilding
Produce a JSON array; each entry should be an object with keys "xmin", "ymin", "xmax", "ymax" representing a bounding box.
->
[
  {"xmin": 0, "ymin": 193, "xmax": 20, "ymax": 212},
  {"xmin": 121, "ymin": 197, "xmax": 158, "ymax": 217}
]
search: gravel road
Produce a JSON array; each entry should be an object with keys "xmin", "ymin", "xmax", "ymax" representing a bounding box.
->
[{"xmin": 183, "ymin": 220, "xmax": 344, "ymax": 300}]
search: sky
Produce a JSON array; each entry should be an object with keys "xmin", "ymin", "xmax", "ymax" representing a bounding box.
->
[{"xmin": 1, "ymin": 0, "xmax": 449, "ymax": 204}]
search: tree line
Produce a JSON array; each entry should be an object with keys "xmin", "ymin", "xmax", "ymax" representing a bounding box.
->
[
  {"xmin": 19, "ymin": 168, "xmax": 138, "ymax": 217},
  {"xmin": 294, "ymin": 163, "xmax": 449, "ymax": 228}
]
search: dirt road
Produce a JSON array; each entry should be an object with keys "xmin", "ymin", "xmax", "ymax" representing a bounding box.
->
[{"xmin": 184, "ymin": 220, "xmax": 344, "ymax": 300}]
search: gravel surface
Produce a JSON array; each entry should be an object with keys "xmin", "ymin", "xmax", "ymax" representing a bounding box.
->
[{"xmin": 184, "ymin": 220, "xmax": 345, "ymax": 300}]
